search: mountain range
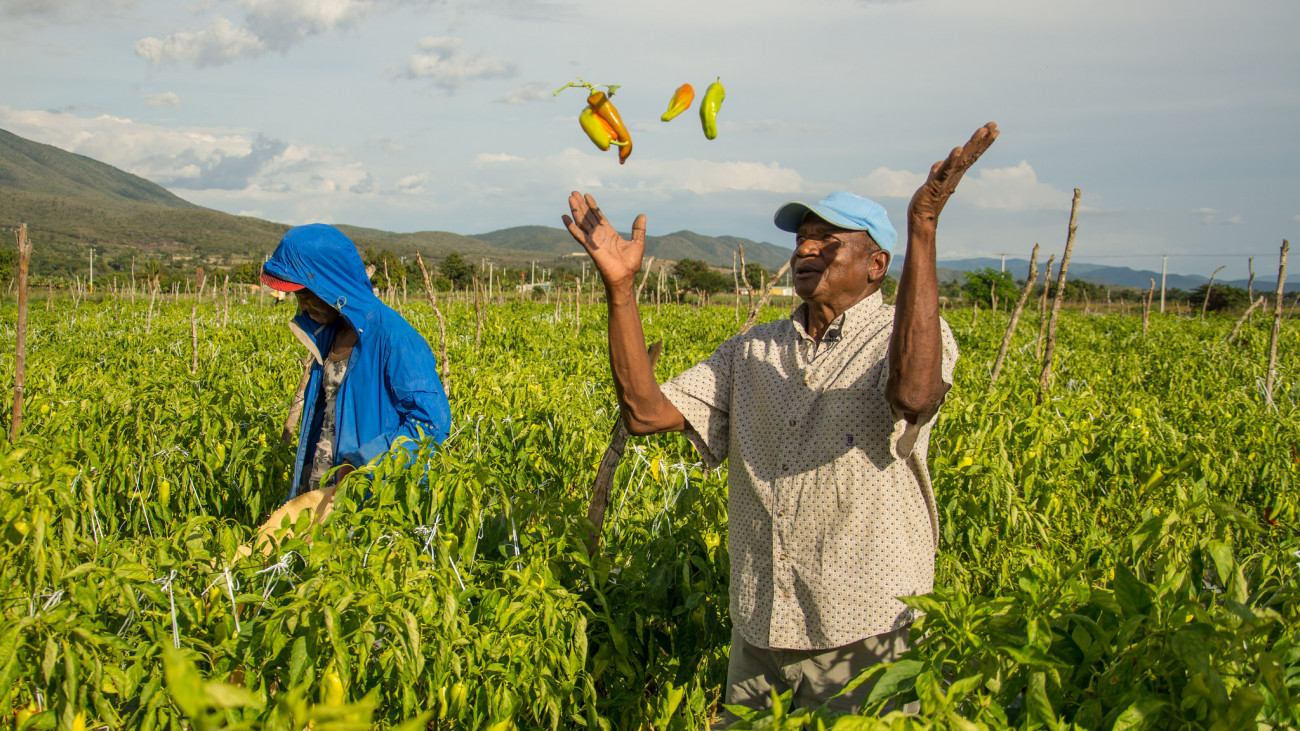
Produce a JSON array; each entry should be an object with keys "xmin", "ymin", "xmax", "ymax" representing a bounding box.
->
[{"xmin": 1, "ymin": 126, "xmax": 1292, "ymax": 292}]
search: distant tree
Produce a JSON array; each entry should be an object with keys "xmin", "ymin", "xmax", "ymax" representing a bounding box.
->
[
  {"xmin": 674, "ymin": 259, "xmax": 731, "ymax": 295},
  {"xmin": 962, "ymin": 268, "xmax": 1017, "ymax": 307},
  {"xmin": 0, "ymin": 247, "xmax": 15, "ymax": 284},
  {"xmin": 231, "ymin": 262, "xmax": 259, "ymax": 284},
  {"xmin": 438, "ymin": 252, "xmax": 476, "ymax": 290},
  {"xmin": 881, "ymin": 274, "xmax": 898, "ymax": 302},
  {"xmin": 1190, "ymin": 282, "xmax": 1250, "ymax": 312},
  {"xmin": 362, "ymin": 247, "xmax": 404, "ymax": 289},
  {"xmin": 742, "ymin": 263, "xmax": 770, "ymax": 289}
]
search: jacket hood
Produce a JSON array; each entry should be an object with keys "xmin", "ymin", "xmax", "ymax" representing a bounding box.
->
[{"xmin": 263, "ymin": 224, "xmax": 380, "ymax": 335}]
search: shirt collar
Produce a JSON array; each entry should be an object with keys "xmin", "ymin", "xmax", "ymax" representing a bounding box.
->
[{"xmin": 791, "ymin": 290, "xmax": 884, "ymax": 343}]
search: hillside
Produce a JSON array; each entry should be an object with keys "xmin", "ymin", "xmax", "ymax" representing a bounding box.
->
[{"xmin": 0, "ymin": 127, "xmax": 792, "ymax": 280}]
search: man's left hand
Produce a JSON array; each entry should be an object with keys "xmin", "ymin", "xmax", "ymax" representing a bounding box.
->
[{"xmin": 908, "ymin": 122, "xmax": 999, "ymax": 229}]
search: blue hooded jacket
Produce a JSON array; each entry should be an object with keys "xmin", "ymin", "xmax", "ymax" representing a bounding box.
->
[{"xmin": 263, "ymin": 224, "xmax": 451, "ymax": 499}]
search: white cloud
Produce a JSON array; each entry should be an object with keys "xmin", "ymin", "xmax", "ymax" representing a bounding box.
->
[
  {"xmin": 473, "ymin": 148, "xmax": 806, "ymax": 196},
  {"xmin": 474, "ymin": 152, "xmax": 522, "ymax": 163},
  {"xmin": 1192, "ymin": 207, "xmax": 1243, "ymax": 225},
  {"xmin": 1, "ymin": 0, "xmax": 133, "ymax": 24},
  {"xmin": 144, "ymin": 91, "xmax": 181, "ymax": 109},
  {"xmin": 495, "ymin": 82, "xmax": 551, "ymax": 105},
  {"xmin": 394, "ymin": 173, "xmax": 427, "ymax": 194},
  {"xmin": 133, "ymin": 0, "xmax": 418, "ymax": 67},
  {"xmin": 850, "ymin": 160, "xmax": 1069, "ymax": 212},
  {"xmin": 850, "ymin": 167, "xmax": 925, "ymax": 199},
  {"xmin": 134, "ymin": 15, "xmax": 264, "ymax": 67},
  {"xmin": 365, "ymin": 136, "xmax": 404, "ymax": 155},
  {"xmin": 397, "ymin": 36, "xmax": 516, "ymax": 91},
  {"xmin": 0, "ymin": 106, "xmax": 371, "ymax": 202}
]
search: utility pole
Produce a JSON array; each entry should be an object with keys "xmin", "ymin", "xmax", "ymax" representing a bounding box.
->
[
  {"xmin": 1159, "ymin": 255, "xmax": 1167, "ymax": 313},
  {"xmin": 999, "ymin": 253, "xmax": 1007, "ymax": 272}
]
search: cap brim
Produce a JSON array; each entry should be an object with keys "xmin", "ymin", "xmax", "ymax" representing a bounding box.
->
[
  {"xmin": 773, "ymin": 201, "xmax": 867, "ymax": 233},
  {"xmin": 261, "ymin": 272, "xmax": 305, "ymax": 292}
]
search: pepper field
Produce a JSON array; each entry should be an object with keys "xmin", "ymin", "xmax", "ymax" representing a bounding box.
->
[{"xmin": 1, "ymin": 291, "xmax": 1297, "ymax": 730}]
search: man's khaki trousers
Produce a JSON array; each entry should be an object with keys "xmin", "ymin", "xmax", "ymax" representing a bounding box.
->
[{"xmin": 721, "ymin": 624, "xmax": 913, "ymax": 724}]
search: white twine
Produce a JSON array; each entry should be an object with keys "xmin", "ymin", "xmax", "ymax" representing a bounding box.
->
[
  {"xmin": 255, "ymin": 551, "xmax": 300, "ymax": 598},
  {"xmin": 200, "ymin": 568, "xmax": 242, "ymax": 634},
  {"xmin": 414, "ymin": 520, "xmax": 467, "ymax": 591},
  {"xmin": 361, "ymin": 535, "xmax": 395, "ymax": 569},
  {"xmin": 151, "ymin": 571, "xmax": 180, "ymax": 649},
  {"xmin": 28, "ymin": 589, "xmax": 66, "ymax": 617}
]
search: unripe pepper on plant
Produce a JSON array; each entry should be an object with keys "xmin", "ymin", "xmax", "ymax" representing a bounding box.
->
[
  {"xmin": 660, "ymin": 83, "xmax": 694, "ymax": 122},
  {"xmin": 700, "ymin": 77, "xmax": 725, "ymax": 140}
]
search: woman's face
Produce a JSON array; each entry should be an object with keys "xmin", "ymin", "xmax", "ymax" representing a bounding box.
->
[{"xmin": 295, "ymin": 289, "xmax": 340, "ymax": 324}]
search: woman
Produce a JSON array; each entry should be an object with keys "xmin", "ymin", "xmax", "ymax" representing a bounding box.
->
[{"xmin": 261, "ymin": 223, "xmax": 451, "ymax": 506}]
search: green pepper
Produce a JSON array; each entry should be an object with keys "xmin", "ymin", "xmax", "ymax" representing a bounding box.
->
[{"xmin": 700, "ymin": 77, "xmax": 725, "ymax": 140}]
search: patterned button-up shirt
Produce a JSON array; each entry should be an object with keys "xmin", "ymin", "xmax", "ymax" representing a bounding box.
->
[{"xmin": 660, "ymin": 291, "xmax": 958, "ymax": 650}]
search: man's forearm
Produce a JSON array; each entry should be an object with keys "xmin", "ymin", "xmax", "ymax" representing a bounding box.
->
[
  {"xmin": 605, "ymin": 282, "xmax": 686, "ymax": 435},
  {"xmin": 887, "ymin": 223, "xmax": 947, "ymax": 420}
]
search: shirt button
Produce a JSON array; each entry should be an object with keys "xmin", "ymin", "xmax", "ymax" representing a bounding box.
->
[
  {"xmin": 780, "ymin": 553, "xmax": 788, "ymax": 562},
  {"xmin": 781, "ymin": 464, "xmax": 789, "ymax": 471},
  {"xmin": 789, "ymin": 419, "xmax": 797, "ymax": 427},
  {"xmin": 777, "ymin": 509, "xmax": 786, "ymax": 518}
]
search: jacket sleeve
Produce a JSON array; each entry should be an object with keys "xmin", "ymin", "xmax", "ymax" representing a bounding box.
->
[{"xmin": 344, "ymin": 329, "xmax": 451, "ymax": 466}]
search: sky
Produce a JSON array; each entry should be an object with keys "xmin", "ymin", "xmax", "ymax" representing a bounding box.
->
[{"xmin": 1, "ymin": 0, "xmax": 1297, "ymax": 278}]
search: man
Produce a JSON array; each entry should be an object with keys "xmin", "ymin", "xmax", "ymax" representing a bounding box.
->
[
  {"xmin": 260, "ymin": 223, "xmax": 451, "ymax": 513},
  {"xmin": 562, "ymin": 122, "xmax": 998, "ymax": 717}
]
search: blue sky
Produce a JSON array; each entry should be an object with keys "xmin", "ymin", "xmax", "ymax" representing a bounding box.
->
[{"xmin": 1, "ymin": 0, "xmax": 1297, "ymax": 278}]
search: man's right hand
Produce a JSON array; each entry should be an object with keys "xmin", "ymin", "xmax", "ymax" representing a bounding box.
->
[{"xmin": 562, "ymin": 191, "xmax": 647, "ymax": 292}]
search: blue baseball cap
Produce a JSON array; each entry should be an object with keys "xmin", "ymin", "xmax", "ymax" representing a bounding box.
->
[{"xmin": 773, "ymin": 192, "xmax": 898, "ymax": 253}]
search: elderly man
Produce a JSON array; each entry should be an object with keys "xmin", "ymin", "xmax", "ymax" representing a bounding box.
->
[{"xmin": 563, "ymin": 123, "xmax": 998, "ymax": 718}]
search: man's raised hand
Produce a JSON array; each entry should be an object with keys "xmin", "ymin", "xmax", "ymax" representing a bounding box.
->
[
  {"xmin": 562, "ymin": 191, "xmax": 647, "ymax": 291},
  {"xmin": 908, "ymin": 122, "xmax": 999, "ymax": 229}
]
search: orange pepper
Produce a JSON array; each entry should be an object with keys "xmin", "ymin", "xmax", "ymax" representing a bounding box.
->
[
  {"xmin": 587, "ymin": 91, "xmax": 632, "ymax": 164},
  {"xmin": 660, "ymin": 83, "xmax": 694, "ymax": 122}
]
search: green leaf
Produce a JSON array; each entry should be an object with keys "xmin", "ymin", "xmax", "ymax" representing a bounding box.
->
[
  {"xmin": 1111, "ymin": 697, "xmax": 1166, "ymax": 731},
  {"xmin": 289, "ymin": 636, "xmax": 308, "ymax": 688},
  {"xmin": 864, "ymin": 659, "xmax": 923, "ymax": 707}
]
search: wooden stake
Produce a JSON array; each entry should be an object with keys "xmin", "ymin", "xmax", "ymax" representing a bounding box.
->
[
  {"xmin": 1201, "ymin": 265, "xmax": 1225, "ymax": 322},
  {"xmin": 740, "ymin": 261, "xmax": 792, "ymax": 336},
  {"xmin": 1225, "ymin": 296, "xmax": 1265, "ymax": 345},
  {"xmin": 1037, "ymin": 188, "xmax": 1082, "ymax": 404},
  {"xmin": 587, "ymin": 340, "xmax": 662, "ymax": 554},
  {"xmin": 474, "ymin": 277, "xmax": 483, "ymax": 348},
  {"xmin": 9, "ymin": 224, "xmax": 32, "ymax": 442},
  {"xmin": 1036, "ymin": 255, "xmax": 1055, "ymax": 359},
  {"xmin": 1264, "ymin": 240, "xmax": 1288, "ymax": 409},
  {"xmin": 990, "ymin": 244, "xmax": 1040, "ymax": 384},
  {"xmin": 1142, "ymin": 278, "xmax": 1154, "ymax": 334},
  {"xmin": 190, "ymin": 304, "xmax": 199, "ymax": 375},
  {"xmin": 635, "ymin": 256, "xmax": 656, "ymax": 303},
  {"xmin": 414, "ymin": 253, "xmax": 451, "ymax": 394}
]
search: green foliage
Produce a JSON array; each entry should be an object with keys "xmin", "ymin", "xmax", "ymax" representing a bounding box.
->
[
  {"xmin": 1191, "ymin": 282, "xmax": 1251, "ymax": 312},
  {"xmin": 963, "ymin": 268, "xmax": 1018, "ymax": 307},
  {"xmin": 674, "ymin": 259, "xmax": 731, "ymax": 295},
  {"xmin": 0, "ymin": 296, "xmax": 1296, "ymax": 729},
  {"xmin": 439, "ymin": 253, "xmax": 477, "ymax": 290}
]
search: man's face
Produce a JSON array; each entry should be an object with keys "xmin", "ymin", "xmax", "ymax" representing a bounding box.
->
[
  {"xmin": 790, "ymin": 216, "xmax": 889, "ymax": 303},
  {"xmin": 295, "ymin": 290, "xmax": 340, "ymax": 324}
]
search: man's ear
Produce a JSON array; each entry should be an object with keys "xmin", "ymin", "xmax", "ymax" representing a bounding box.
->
[{"xmin": 869, "ymin": 249, "xmax": 891, "ymax": 282}]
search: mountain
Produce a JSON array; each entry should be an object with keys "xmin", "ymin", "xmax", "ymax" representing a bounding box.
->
[
  {"xmin": 0, "ymin": 126, "xmax": 790, "ymax": 278},
  {"xmin": 915, "ymin": 256, "xmax": 1299, "ymax": 293},
  {"xmin": 472, "ymin": 225, "xmax": 793, "ymax": 271}
]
